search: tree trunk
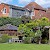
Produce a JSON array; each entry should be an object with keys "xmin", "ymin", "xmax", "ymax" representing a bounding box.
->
[
  {"xmin": 39, "ymin": 37, "xmax": 41, "ymax": 44},
  {"xmin": 39, "ymin": 40, "xmax": 41, "ymax": 44}
]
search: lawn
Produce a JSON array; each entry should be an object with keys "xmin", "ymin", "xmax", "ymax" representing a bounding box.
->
[{"xmin": 0, "ymin": 43, "xmax": 50, "ymax": 50}]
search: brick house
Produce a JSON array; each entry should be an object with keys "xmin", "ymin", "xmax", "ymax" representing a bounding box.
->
[
  {"xmin": 0, "ymin": 2, "xmax": 50, "ymax": 21},
  {"xmin": 24, "ymin": 2, "xmax": 46, "ymax": 20},
  {"xmin": 0, "ymin": 3, "xmax": 31, "ymax": 18}
]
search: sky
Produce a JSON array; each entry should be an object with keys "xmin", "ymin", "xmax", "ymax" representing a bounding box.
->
[{"xmin": 0, "ymin": 0, "xmax": 50, "ymax": 8}]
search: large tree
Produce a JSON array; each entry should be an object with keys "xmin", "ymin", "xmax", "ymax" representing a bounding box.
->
[{"xmin": 18, "ymin": 17, "xmax": 50, "ymax": 44}]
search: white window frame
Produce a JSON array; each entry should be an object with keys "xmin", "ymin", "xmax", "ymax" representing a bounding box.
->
[
  {"xmin": 2, "ymin": 7, "xmax": 7, "ymax": 14},
  {"xmin": 31, "ymin": 9, "xmax": 35, "ymax": 16},
  {"xmin": 31, "ymin": 11, "xmax": 35, "ymax": 19}
]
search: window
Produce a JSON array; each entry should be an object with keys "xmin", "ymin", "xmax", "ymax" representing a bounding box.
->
[
  {"xmin": 2, "ymin": 8, "xmax": 6, "ymax": 14},
  {"xmin": 25, "ymin": 12, "xmax": 28, "ymax": 15},
  {"xmin": 31, "ymin": 9, "xmax": 35, "ymax": 19},
  {"xmin": 31, "ymin": 9, "xmax": 35, "ymax": 16},
  {"xmin": 4, "ymin": 8, "xmax": 6, "ymax": 13},
  {"xmin": 17, "ymin": 12, "xmax": 19, "ymax": 14},
  {"xmin": 20, "ymin": 15, "xmax": 21, "ymax": 16},
  {"xmin": 31, "ymin": 11, "xmax": 35, "ymax": 16}
]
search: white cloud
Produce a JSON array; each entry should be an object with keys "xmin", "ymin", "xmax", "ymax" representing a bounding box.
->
[
  {"xmin": 35, "ymin": 0, "xmax": 50, "ymax": 6},
  {"xmin": 18, "ymin": 0, "xmax": 50, "ymax": 7},
  {"xmin": 18, "ymin": 0, "xmax": 32, "ymax": 4},
  {"xmin": 0, "ymin": 0, "xmax": 12, "ymax": 3},
  {"xmin": 0, "ymin": 0, "xmax": 50, "ymax": 8}
]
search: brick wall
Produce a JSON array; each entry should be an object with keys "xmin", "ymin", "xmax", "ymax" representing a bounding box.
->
[
  {"xmin": 32, "ymin": 9, "xmax": 46, "ymax": 19},
  {"xmin": 0, "ymin": 30, "xmax": 17, "ymax": 36},
  {"xmin": 45, "ymin": 8, "xmax": 50, "ymax": 21},
  {"xmin": 0, "ymin": 3, "xmax": 10, "ymax": 17}
]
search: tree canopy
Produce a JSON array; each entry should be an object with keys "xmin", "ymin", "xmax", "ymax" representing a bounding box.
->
[
  {"xmin": 18, "ymin": 17, "xmax": 50, "ymax": 37},
  {"xmin": 0, "ymin": 16, "xmax": 31, "ymax": 27}
]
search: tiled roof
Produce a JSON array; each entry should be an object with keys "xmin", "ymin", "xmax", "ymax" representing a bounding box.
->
[
  {"xmin": 1, "ymin": 3, "xmax": 31, "ymax": 11},
  {"xmin": 24, "ymin": 2, "xmax": 46, "ymax": 11},
  {"xmin": 1, "ymin": 3, "xmax": 23, "ymax": 9},
  {"xmin": 0, "ymin": 24, "xmax": 18, "ymax": 30}
]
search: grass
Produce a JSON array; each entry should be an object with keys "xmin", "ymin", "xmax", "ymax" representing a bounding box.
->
[{"xmin": 0, "ymin": 43, "xmax": 50, "ymax": 50}]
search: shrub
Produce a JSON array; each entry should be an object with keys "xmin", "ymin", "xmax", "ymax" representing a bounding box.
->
[
  {"xmin": 42, "ymin": 38, "xmax": 48, "ymax": 44},
  {"xmin": 23, "ymin": 37, "xmax": 31, "ymax": 44},
  {"xmin": 0, "ymin": 34, "xmax": 10, "ymax": 43},
  {"xmin": 34, "ymin": 37, "xmax": 39, "ymax": 44}
]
